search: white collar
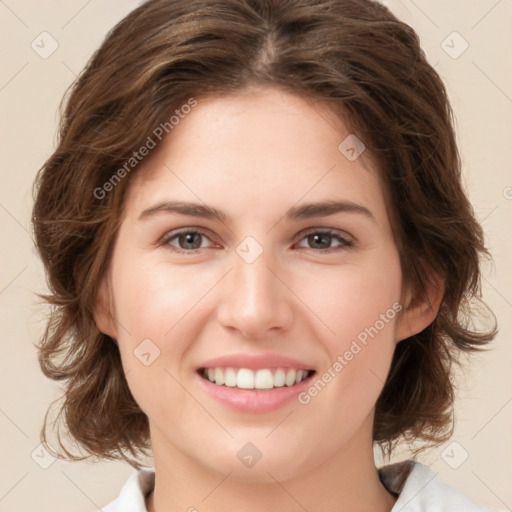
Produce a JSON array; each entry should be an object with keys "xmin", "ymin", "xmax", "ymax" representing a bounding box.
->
[
  {"xmin": 102, "ymin": 460, "xmax": 499, "ymax": 511},
  {"xmin": 381, "ymin": 460, "xmax": 498, "ymax": 511}
]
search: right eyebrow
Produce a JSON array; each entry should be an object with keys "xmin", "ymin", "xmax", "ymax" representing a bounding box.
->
[{"xmin": 139, "ymin": 201, "xmax": 228, "ymax": 222}]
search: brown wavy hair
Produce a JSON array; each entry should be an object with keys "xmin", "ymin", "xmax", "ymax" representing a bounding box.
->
[{"xmin": 32, "ymin": 0, "xmax": 497, "ymax": 467}]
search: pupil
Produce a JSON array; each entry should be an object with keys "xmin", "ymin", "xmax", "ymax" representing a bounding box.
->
[
  {"xmin": 310, "ymin": 233, "xmax": 330, "ymax": 249},
  {"xmin": 182, "ymin": 233, "xmax": 200, "ymax": 249}
]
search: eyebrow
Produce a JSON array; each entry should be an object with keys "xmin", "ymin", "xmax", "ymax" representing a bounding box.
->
[{"xmin": 139, "ymin": 199, "xmax": 376, "ymax": 223}]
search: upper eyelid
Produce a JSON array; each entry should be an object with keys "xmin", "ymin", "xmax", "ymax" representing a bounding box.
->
[
  {"xmin": 299, "ymin": 226, "xmax": 353, "ymax": 239},
  {"xmin": 160, "ymin": 226, "xmax": 215, "ymax": 243}
]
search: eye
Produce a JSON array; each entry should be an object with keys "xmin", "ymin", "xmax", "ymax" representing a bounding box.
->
[
  {"xmin": 160, "ymin": 229, "xmax": 214, "ymax": 253},
  {"xmin": 296, "ymin": 229, "xmax": 354, "ymax": 252},
  {"xmin": 159, "ymin": 228, "xmax": 354, "ymax": 254}
]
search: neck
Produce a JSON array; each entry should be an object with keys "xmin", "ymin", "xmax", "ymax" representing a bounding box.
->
[{"xmin": 146, "ymin": 423, "xmax": 396, "ymax": 512}]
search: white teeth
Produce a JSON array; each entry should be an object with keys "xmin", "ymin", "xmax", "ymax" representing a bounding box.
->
[
  {"xmin": 274, "ymin": 368, "xmax": 286, "ymax": 387},
  {"xmin": 224, "ymin": 367, "xmax": 237, "ymax": 387},
  {"xmin": 254, "ymin": 369, "xmax": 274, "ymax": 389},
  {"xmin": 285, "ymin": 369, "xmax": 297, "ymax": 386},
  {"xmin": 202, "ymin": 367, "xmax": 310, "ymax": 390},
  {"xmin": 237, "ymin": 368, "xmax": 255, "ymax": 389},
  {"xmin": 214, "ymin": 367, "xmax": 224, "ymax": 385}
]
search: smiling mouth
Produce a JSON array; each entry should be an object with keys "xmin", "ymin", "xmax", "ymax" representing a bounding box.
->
[{"xmin": 198, "ymin": 367, "xmax": 315, "ymax": 390}]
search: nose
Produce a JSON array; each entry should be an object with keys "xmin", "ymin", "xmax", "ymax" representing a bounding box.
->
[{"xmin": 216, "ymin": 245, "xmax": 294, "ymax": 340}]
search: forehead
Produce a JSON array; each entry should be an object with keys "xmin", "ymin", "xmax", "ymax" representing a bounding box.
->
[{"xmin": 123, "ymin": 86, "xmax": 389, "ymax": 227}]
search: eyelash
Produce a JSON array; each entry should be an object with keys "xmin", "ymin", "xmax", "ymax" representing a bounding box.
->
[{"xmin": 158, "ymin": 228, "xmax": 354, "ymax": 255}]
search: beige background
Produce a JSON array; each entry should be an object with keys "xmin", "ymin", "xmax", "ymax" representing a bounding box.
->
[{"xmin": 0, "ymin": 0, "xmax": 511, "ymax": 510}]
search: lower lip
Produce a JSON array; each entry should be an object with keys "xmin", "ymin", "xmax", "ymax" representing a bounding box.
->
[{"xmin": 196, "ymin": 372, "xmax": 315, "ymax": 413}]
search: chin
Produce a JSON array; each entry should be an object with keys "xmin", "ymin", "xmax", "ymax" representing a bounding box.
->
[{"xmin": 194, "ymin": 434, "xmax": 316, "ymax": 484}]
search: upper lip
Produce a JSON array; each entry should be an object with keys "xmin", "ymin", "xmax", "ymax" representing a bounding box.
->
[{"xmin": 198, "ymin": 353, "xmax": 315, "ymax": 371}]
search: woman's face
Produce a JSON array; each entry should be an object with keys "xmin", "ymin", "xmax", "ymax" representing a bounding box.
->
[{"xmin": 97, "ymin": 85, "xmax": 412, "ymax": 482}]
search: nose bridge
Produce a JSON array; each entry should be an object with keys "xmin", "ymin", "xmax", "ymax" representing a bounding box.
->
[{"xmin": 217, "ymin": 238, "xmax": 293, "ymax": 338}]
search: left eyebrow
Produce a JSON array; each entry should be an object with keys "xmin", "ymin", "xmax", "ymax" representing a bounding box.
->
[
  {"xmin": 285, "ymin": 199, "xmax": 376, "ymax": 223},
  {"xmin": 138, "ymin": 199, "xmax": 376, "ymax": 223}
]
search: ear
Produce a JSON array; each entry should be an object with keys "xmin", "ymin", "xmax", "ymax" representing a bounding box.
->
[
  {"xmin": 396, "ymin": 270, "xmax": 445, "ymax": 342},
  {"xmin": 92, "ymin": 274, "xmax": 118, "ymax": 340}
]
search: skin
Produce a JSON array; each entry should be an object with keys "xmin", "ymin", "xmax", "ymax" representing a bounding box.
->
[{"xmin": 95, "ymin": 85, "xmax": 443, "ymax": 512}]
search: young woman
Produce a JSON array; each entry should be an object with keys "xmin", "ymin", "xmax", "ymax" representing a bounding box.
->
[{"xmin": 32, "ymin": 0, "xmax": 499, "ymax": 510}]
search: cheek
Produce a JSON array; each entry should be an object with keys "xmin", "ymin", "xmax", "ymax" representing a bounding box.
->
[
  {"xmin": 108, "ymin": 257, "xmax": 199, "ymax": 409},
  {"xmin": 294, "ymin": 254, "xmax": 402, "ymax": 343},
  {"xmin": 111, "ymin": 255, "xmax": 213, "ymax": 342},
  {"xmin": 109, "ymin": 252, "xmax": 237, "ymax": 416},
  {"xmin": 295, "ymin": 251, "xmax": 401, "ymax": 414}
]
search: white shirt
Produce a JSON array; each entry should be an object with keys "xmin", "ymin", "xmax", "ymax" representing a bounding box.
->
[{"xmin": 101, "ymin": 460, "xmax": 501, "ymax": 511}]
